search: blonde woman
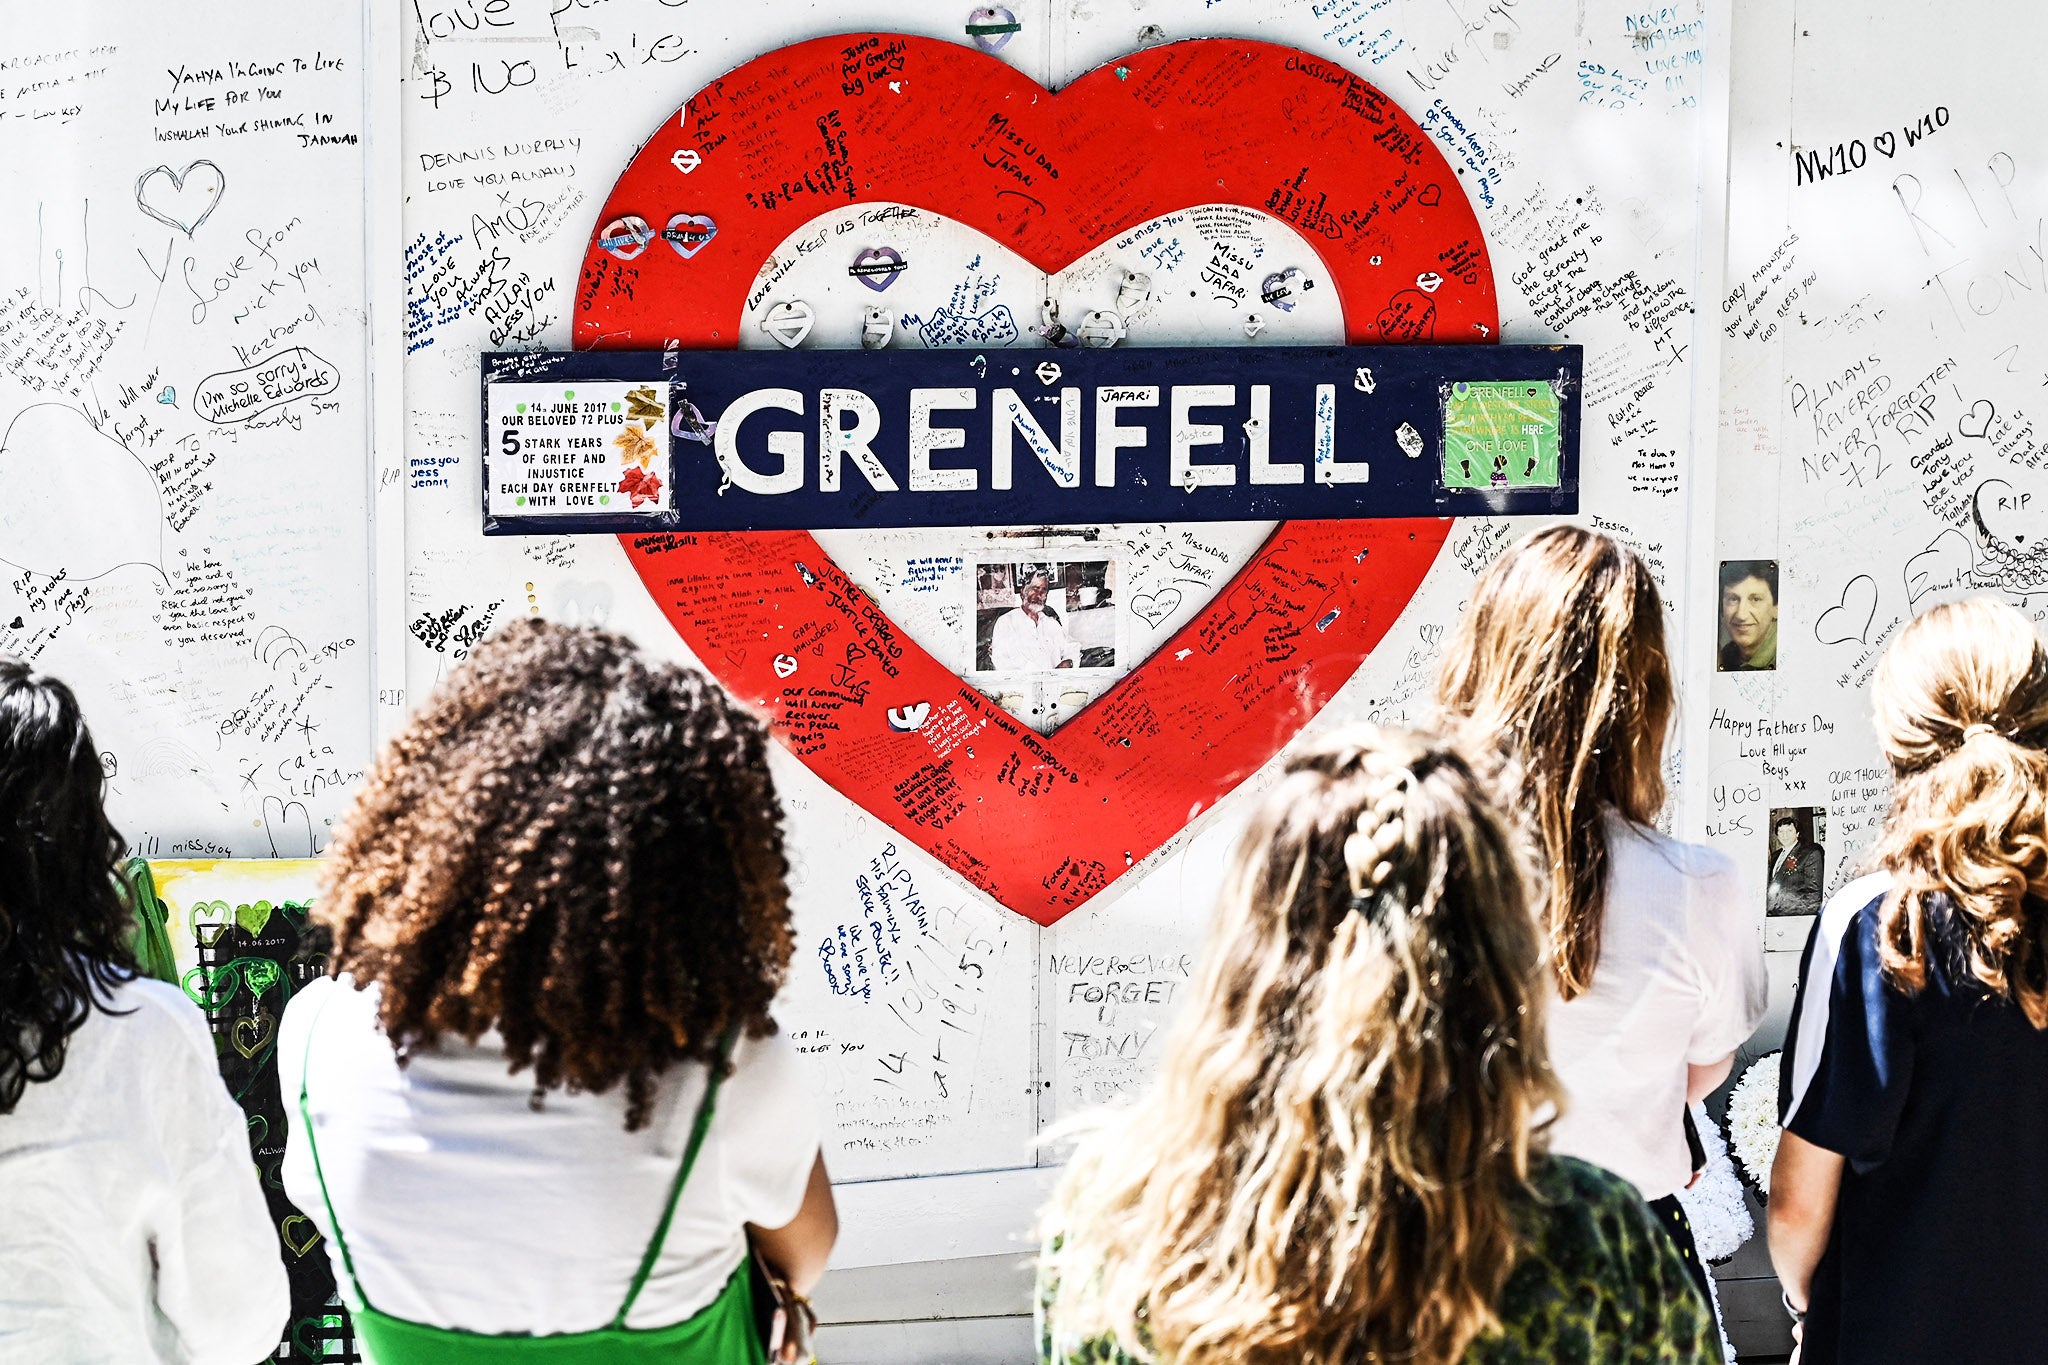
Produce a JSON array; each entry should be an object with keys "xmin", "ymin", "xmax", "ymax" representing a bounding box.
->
[
  {"xmin": 1435, "ymin": 526, "xmax": 1768, "ymax": 1297},
  {"xmin": 1771, "ymin": 598, "xmax": 2048, "ymax": 1363},
  {"xmin": 1037, "ymin": 727, "xmax": 1717, "ymax": 1365}
]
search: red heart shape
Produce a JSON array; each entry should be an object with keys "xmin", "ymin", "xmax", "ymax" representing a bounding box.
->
[{"xmin": 578, "ymin": 36, "xmax": 1497, "ymax": 925}]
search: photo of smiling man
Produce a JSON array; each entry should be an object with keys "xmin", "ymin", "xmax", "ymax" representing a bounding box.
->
[{"xmin": 1717, "ymin": 559, "xmax": 1779, "ymax": 672}]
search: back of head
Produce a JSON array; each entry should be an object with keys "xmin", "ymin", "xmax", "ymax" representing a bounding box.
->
[
  {"xmin": 1042, "ymin": 726, "xmax": 1555, "ymax": 1365},
  {"xmin": 0, "ymin": 660, "xmax": 134, "ymax": 1114},
  {"xmin": 1869, "ymin": 598, "xmax": 2048, "ymax": 1022},
  {"xmin": 1434, "ymin": 524, "xmax": 1672, "ymax": 999},
  {"xmin": 319, "ymin": 619, "xmax": 794, "ymax": 1129}
]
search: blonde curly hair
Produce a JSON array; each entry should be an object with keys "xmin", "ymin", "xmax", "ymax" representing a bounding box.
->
[
  {"xmin": 1039, "ymin": 726, "xmax": 1557, "ymax": 1365},
  {"xmin": 1869, "ymin": 598, "xmax": 2048, "ymax": 1023}
]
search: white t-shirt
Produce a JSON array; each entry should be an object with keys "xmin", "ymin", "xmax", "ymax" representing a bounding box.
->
[
  {"xmin": 278, "ymin": 975, "xmax": 821, "ymax": 1334},
  {"xmin": 1543, "ymin": 810, "xmax": 1769, "ymax": 1200},
  {"xmin": 989, "ymin": 606, "xmax": 1078, "ymax": 670},
  {"xmin": 0, "ymin": 974, "xmax": 289, "ymax": 1365}
]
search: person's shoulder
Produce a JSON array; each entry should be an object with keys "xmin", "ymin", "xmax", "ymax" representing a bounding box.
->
[
  {"xmin": 1819, "ymin": 871, "xmax": 1892, "ymax": 950},
  {"xmin": 724, "ymin": 1025, "xmax": 808, "ymax": 1102},
  {"xmin": 1604, "ymin": 812, "xmax": 1741, "ymax": 898},
  {"xmin": 83, "ymin": 972, "xmax": 214, "ymax": 1053},
  {"xmin": 1530, "ymin": 1153, "xmax": 1645, "ymax": 1211},
  {"xmin": 277, "ymin": 975, "xmax": 381, "ymax": 1080}
]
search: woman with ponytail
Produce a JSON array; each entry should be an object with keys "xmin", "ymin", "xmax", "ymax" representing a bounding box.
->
[
  {"xmin": 1036, "ymin": 727, "xmax": 1718, "ymax": 1365},
  {"xmin": 1435, "ymin": 526, "xmax": 1767, "ymax": 1294},
  {"xmin": 1772, "ymin": 598, "xmax": 2048, "ymax": 1362}
]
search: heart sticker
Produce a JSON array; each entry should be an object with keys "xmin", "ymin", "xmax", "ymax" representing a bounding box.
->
[
  {"xmin": 1260, "ymin": 267, "xmax": 1314, "ymax": 310},
  {"xmin": 135, "ymin": 160, "xmax": 225, "ymax": 236},
  {"xmin": 279, "ymin": 1214, "xmax": 323, "ymax": 1257},
  {"xmin": 235, "ymin": 899, "xmax": 274, "ymax": 938},
  {"xmin": 598, "ymin": 215, "xmax": 655, "ymax": 259},
  {"xmin": 577, "ymin": 37, "xmax": 1495, "ymax": 923},
  {"xmin": 966, "ymin": 5, "xmax": 1021, "ymax": 53},
  {"xmin": 190, "ymin": 899, "xmax": 232, "ymax": 948},
  {"xmin": 850, "ymin": 245, "xmax": 907, "ymax": 290},
  {"xmin": 231, "ymin": 1009, "xmax": 276, "ymax": 1060},
  {"xmin": 761, "ymin": 300, "xmax": 814, "ymax": 348},
  {"xmin": 661, "ymin": 213, "xmax": 718, "ymax": 259},
  {"xmin": 156, "ymin": 386, "xmax": 176, "ymax": 406}
]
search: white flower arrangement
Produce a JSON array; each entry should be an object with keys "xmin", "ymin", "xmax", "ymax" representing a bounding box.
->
[
  {"xmin": 1675, "ymin": 1101, "xmax": 1753, "ymax": 1262},
  {"xmin": 1674, "ymin": 1103, "xmax": 1749, "ymax": 1364},
  {"xmin": 1724, "ymin": 1050, "xmax": 1783, "ymax": 1196}
]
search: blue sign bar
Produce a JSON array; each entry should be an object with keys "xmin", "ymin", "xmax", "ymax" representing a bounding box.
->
[{"xmin": 480, "ymin": 344, "xmax": 1580, "ymax": 534}]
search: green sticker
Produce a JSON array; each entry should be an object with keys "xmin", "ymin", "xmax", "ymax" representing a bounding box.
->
[
  {"xmin": 516, "ymin": 403, "xmax": 526, "ymax": 414},
  {"xmin": 611, "ymin": 402, "xmax": 622, "ymax": 411},
  {"xmin": 235, "ymin": 899, "xmax": 273, "ymax": 937},
  {"xmin": 1441, "ymin": 380, "xmax": 1562, "ymax": 489},
  {"xmin": 516, "ymin": 496, "xmax": 526, "ymax": 506},
  {"xmin": 564, "ymin": 390, "xmax": 575, "ymax": 400},
  {"xmin": 599, "ymin": 495, "xmax": 611, "ymax": 505}
]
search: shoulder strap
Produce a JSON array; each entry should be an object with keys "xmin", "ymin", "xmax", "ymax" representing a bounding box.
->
[
  {"xmin": 612, "ymin": 1029, "xmax": 738, "ymax": 1328},
  {"xmin": 296, "ymin": 983, "xmax": 370, "ymax": 1304}
]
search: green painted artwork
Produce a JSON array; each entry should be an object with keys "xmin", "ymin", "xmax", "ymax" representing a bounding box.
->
[{"xmin": 1441, "ymin": 380, "xmax": 1562, "ymax": 489}]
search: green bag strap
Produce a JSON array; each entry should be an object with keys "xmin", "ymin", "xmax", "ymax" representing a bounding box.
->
[
  {"xmin": 612, "ymin": 1028, "xmax": 737, "ymax": 1328},
  {"xmin": 296, "ymin": 985, "xmax": 369, "ymax": 1304},
  {"xmin": 122, "ymin": 858, "xmax": 180, "ymax": 986}
]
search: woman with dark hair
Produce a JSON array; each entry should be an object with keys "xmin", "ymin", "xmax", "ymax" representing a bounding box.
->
[
  {"xmin": 1772, "ymin": 598, "xmax": 2048, "ymax": 1361},
  {"xmin": 1038, "ymin": 726, "xmax": 1717, "ymax": 1364},
  {"xmin": 279, "ymin": 620, "xmax": 835, "ymax": 1363},
  {"xmin": 0, "ymin": 660, "xmax": 288, "ymax": 1362},
  {"xmin": 1436, "ymin": 526, "xmax": 1768, "ymax": 1301}
]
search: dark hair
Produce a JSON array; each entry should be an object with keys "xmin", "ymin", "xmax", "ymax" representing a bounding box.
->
[
  {"xmin": 0, "ymin": 660, "xmax": 135, "ymax": 1115},
  {"xmin": 317, "ymin": 619, "xmax": 795, "ymax": 1130},
  {"xmin": 1719, "ymin": 560, "xmax": 1778, "ymax": 601},
  {"xmin": 1775, "ymin": 809, "xmax": 1815, "ymax": 844}
]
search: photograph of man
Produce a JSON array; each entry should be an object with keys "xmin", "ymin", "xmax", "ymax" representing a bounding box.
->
[
  {"xmin": 1766, "ymin": 806, "xmax": 1825, "ymax": 917},
  {"xmin": 1718, "ymin": 559, "xmax": 1779, "ymax": 671},
  {"xmin": 988, "ymin": 568, "xmax": 1078, "ymax": 671}
]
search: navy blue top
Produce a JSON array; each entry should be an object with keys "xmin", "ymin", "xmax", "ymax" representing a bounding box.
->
[{"xmin": 1780, "ymin": 872, "xmax": 2048, "ymax": 1363}]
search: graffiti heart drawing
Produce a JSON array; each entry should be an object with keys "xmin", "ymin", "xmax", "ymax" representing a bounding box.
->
[{"xmin": 135, "ymin": 160, "xmax": 226, "ymax": 236}]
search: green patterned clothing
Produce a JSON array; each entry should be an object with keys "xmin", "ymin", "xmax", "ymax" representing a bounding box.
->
[{"xmin": 1037, "ymin": 1155, "xmax": 1721, "ymax": 1365}]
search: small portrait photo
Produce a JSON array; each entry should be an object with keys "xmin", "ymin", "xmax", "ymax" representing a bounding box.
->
[
  {"xmin": 974, "ymin": 559, "xmax": 1117, "ymax": 673},
  {"xmin": 1766, "ymin": 806, "xmax": 1826, "ymax": 918},
  {"xmin": 1718, "ymin": 559, "xmax": 1779, "ymax": 672}
]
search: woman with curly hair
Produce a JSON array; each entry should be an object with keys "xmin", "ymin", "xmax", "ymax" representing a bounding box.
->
[
  {"xmin": 1036, "ymin": 726, "xmax": 1718, "ymax": 1365},
  {"xmin": 1773, "ymin": 598, "xmax": 2048, "ymax": 1362},
  {"xmin": 1435, "ymin": 526, "xmax": 1766, "ymax": 1300},
  {"xmin": 0, "ymin": 660, "xmax": 287, "ymax": 1362},
  {"xmin": 279, "ymin": 620, "xmax": 834, "ymax": 1362}
]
